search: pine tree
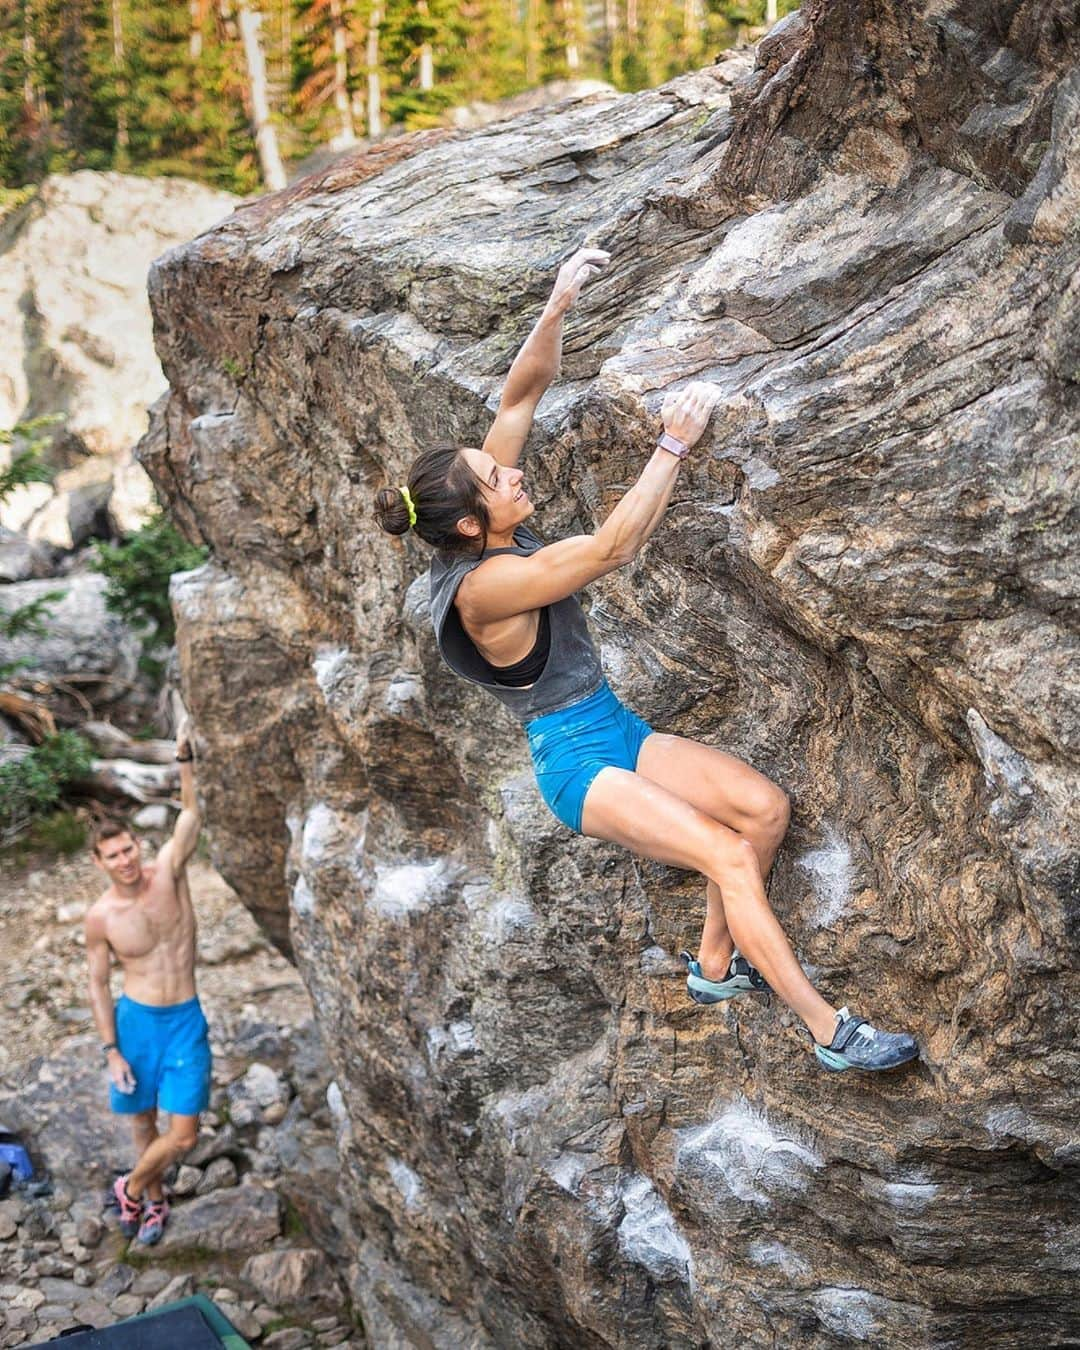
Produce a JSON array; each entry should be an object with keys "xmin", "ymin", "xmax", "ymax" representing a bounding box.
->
[{"xmin": 381, "ymin": 0, "xmax": 467, "ymax": 128}]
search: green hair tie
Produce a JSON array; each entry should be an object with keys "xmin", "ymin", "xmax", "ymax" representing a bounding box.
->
[{"xmin": 399, "ymin": 484, "xmax": 417, "ymax": 528}]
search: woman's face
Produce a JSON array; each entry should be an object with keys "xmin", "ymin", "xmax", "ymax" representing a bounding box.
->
[{"xmin": 458, "ymin": 447, "xmax": 534, "ymax": 539}]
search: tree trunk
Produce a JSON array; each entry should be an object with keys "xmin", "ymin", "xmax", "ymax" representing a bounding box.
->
[
  {"xmin": 766, "ymin": 0, "xmax": 778, "ymax": 24},
  {"xmin": 330, "ymin": 0, "xmax": 357, "ymax": 145},
  {"xmin": 80, "ymin": 759, "xmax": 180, "ymax": 804},
  {"xmin": 366, "ymin": 4, "xmax": 382, "ymax": 138},
  {"xmin": 110, "ymin": 0, "xmax": 129, "ymax": 160},
  {"xmin": 682, "ymin": 0, "xmax": 700, "ymax": 59},
  {"xmin": 190, "ymin": 0, "xmax": 203, "ymax": 58},
  {"xmin": 237, "ymin": 2, "xmax": 287, "ymax": 190},
  {"xmin": 525, "ymin": 0, "xmax": 539, "ymax": 85},
  {"xmin": 81, "ymin": 722, "xmax": 177, "ymax": 765},
  {"xmin": 563, "ymin": 0, "xmax": 579, "ymax": 71},
  {"xmin": 21, "ymin": 0, "xmax": 47, "ymax": 119},
  {"xmin": 417, "ymin": 0, "xmax": 434, "ymax": 91},
  {"xmin": 626, "ymin": 0, "xmax": 637, "ymax": 49},
  {"xmin": 604, "ymin": 0, "xmax": 621, "ymax": 80},
  {"xmin": 21, "ymin": 0, "xmax": 33, "ymax": 109}
]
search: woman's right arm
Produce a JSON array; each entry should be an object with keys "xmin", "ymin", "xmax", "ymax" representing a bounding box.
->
[{"xmin": 458, "ymin": 383, "xmax": 720, "ymax": 625}]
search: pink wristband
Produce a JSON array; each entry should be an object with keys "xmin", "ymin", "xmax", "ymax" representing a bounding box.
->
[{"xmin": 657, "ymin": 432, "xmax": 690, "ymax": 460}]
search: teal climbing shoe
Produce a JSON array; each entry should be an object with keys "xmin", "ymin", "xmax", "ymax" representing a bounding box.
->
[
  {"xmin": 814, "ymin": 1007, "xmax": 919, "ymax": 1073},
  {"xmin": 681, "ymin": 950, "xmax": 770, "ymax": 1004}
]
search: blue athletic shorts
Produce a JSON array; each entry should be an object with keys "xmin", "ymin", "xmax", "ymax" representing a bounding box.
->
[
  {"xmin": 525, "ymin": 681, "xmax": 654, "ymax": 833},
  {"xmin": 110, "ymin": 994, "xmax": 212, "ymax": 1117}
]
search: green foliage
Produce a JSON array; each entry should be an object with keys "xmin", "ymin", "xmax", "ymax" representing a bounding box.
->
[
  {"xmin": 91, "ymin": 509, "xmax": 207, "ymax": 649},
  {"xmin": 28, "ymin": 808, "xmax": 87, "ymax": 854},
  {"xmin": 281, "ymin": 1196, "xmax": 309, "ymax": 1239},
  {"xmin": 1, "ymin": 0, "xmax": 798, "ymax": 192},
  {"xmin": 0, "ymin": 731, "xmax": 94, "ymax": 847},
  {"xmin": 0, "ymin": 414, "xmax": 62, "ymax": 500},
  {"xmin": 0, "ymin": 448, "xmax": 53, "ymax": 502},
  {"xmin": 0, "ymin": 182, "xmax": 37, "ymax": 222}
]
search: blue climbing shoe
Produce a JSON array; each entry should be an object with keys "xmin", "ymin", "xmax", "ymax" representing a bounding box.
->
[
  {"xmin": 681, "ymin": 950, "xmax": 770, "ymax": 1004},
  {"xmin": 814, "ymin": 1007, "xmax": 919, "ymax": 1073}
]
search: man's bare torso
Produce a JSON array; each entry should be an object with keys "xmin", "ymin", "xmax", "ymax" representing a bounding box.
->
[{"xmin": 88, "ymin": 854, "xmax": 197, "ymax": 1006}]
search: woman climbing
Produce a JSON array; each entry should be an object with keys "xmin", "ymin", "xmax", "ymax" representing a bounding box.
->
[{"xmin": 375, "ymin": 247, "xmax": 918, "ymax": 1074}]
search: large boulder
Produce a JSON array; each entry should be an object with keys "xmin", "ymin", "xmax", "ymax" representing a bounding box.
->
[
  {"xmin": 0, "ymin": 574, "xmax": 141, "ymax": 701},
  {"xmin": 141, "ymin": 4, "xmax": 1079, "ymax": 1346},
  {"xmin": 0, "ymin": 528, "xmax": 53, "ymax": 584}
]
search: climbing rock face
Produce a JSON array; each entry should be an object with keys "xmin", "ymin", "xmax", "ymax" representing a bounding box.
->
[{"xmin": 142, "ymin": 3, "xmax": 1079, "ymax": 1345}]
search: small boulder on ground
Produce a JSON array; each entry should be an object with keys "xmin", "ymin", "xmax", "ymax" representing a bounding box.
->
[
  {"xmin": 146, "ymin": 1182, "xmax": 280, "ymax": 1256},
  {"xmin": 195, "ymin": 1156, "xmax": 238, "ymax": 1195},
  {"xmin": 242, "ymin": 1246, "xmax": 344, "ymax": 1311}
]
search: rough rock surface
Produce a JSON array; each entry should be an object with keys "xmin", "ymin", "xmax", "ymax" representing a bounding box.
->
[
  {"xmin": 142, "ymin": 4, "xmax": 1079, "ymax": 1346},
  {"xmin": 0, "ymin": 171, "xmax": 237, "ymax": 537},
  {"xmin": 0, "ymin": 573, "xmax": 141, "ymax": 700}
]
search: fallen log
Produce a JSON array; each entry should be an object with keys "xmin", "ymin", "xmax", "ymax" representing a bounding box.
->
[
  {"xmin": 0, "ymin": 690, "xmax": 56, "ymax": 743},
  {"xmin": 78, "ymin": 758, "xmax": 179, "ymax": 804},
  {"xmin": 81, "ymin": 721, "xmax": 176, "ymax": 764}
]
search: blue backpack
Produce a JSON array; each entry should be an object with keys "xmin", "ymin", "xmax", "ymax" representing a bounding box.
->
[{"xmin": 0, "ymin": 1123, "xmax": 33, "ymax": 1182}]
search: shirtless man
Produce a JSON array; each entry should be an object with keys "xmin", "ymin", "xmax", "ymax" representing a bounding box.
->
[{"xmin": 85, "ymin": 719, "xmax": 209, "ymax": 1246}]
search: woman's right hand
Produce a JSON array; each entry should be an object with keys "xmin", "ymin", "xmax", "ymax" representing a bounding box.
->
[{"xmin": 661, "ymin": 381, "xmax": 721, "ymax": 451}]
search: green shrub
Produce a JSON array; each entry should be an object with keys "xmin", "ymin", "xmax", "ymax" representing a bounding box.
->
[
  {"xmin": 0, "ymin": 731, "xmax": 94, "ymax": 848},
  {"xmin": 0, "ymin": 414, "xmax": 63, "ymax": 494},
  {"xmin": 27, "ymin": 810, "xmax": 87, "ymax": 855},
  {"xmin": 92, "ymin": 510, "xmax": 207, "ymax": 649}
]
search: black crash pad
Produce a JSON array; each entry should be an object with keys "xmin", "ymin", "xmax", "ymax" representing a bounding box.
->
[{"xmin": 25, "ymin": 1297, "xmax": 247, "ymax": 1349}]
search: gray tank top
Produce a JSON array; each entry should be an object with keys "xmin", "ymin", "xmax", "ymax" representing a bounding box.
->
[{"xmin": 428, "ymin": 523, "xmax": 604, "ymax": 723}]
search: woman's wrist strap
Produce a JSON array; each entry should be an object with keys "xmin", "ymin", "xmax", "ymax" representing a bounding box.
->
[{"xmin": 657, "ymin": 432, "xmax": 690, "ymax": 460}]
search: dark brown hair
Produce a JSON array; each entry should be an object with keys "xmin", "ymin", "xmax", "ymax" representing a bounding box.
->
[
  {"xmin": 373, "ymin": 443, "xmax": 490, "ymax": 556},
  {"xmin": 91, "ymin": 817, "xmax": 133, "ymax": 855}
]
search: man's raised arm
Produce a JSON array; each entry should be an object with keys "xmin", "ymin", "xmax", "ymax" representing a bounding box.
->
[
  {"xmin": 482, "ymin": 247, "xmax": 609, "ymax": 469},
  {"xmin": 166, "ymin": 716, "xmax": 202, "ymax": 879}
]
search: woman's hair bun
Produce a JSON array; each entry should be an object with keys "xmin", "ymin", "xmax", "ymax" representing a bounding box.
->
[{"xmin": 374, "ymin": 486, "xmax": 412, "ymax": 536}]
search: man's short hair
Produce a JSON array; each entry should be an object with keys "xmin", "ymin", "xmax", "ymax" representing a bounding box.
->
[{"xmin": 91, "ymin": 817, "xmax": 134, "ymax": 855}]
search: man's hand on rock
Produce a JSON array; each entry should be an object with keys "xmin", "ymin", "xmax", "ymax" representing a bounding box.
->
[
  {"xmin": 175, "ymin": 714, "xmax": 193, "ymax": 763},
  {"xmin": 661, "ymin": 381, "xmax": 721, "ymax": 451},
  {"xmin": 549, "ymin": 247, "xmax": 610, "ymax": 314},
  {"xmin": 107, "ymin": 1050, "xmax": 137, "ymax": 1094}
]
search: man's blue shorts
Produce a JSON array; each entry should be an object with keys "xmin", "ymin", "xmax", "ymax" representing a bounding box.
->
[
  {"xmin": 109, "ymin": 994, "xmax": 212, "ymax": 1117},
  {"xmin": 525, "ymin": 681, "xmax": 654, "ymax": 834}
]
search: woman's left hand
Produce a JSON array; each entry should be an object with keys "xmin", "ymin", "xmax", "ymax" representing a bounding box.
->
[{"xmin": 549, "ymin": 247, "xmax": 610, "ymax": 314}]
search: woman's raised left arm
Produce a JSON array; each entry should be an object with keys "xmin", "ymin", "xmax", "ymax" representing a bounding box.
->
[{"xmin": 482, "ymin": 247, "xmax": 609, "ymax": 468}]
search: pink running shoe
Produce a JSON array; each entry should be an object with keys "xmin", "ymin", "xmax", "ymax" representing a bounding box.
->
[
  {"xmin": 137, "ymin": 1197, "xmax": 169, "ymax": 1246},
  {"xmin": 112, "ymin": 1174, "xmax": 142, "ymax": 1238}
]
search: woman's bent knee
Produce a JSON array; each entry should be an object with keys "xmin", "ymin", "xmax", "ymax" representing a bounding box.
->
[{"xmin": 711, "ymin": 833, "xmax": 760, "ymax": 884}]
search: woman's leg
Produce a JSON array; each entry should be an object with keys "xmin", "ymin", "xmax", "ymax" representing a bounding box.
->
[
  {"xmin": 581, "ymin": 765, "xmax": 836, "ymax": 1045},
  {"xmin": 635, "ymin": 733, "xmax": 790, "ymax": 980},
  {"xmin": 636, "ymin": 733, "xmax": 790, "ymax": 873}
]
